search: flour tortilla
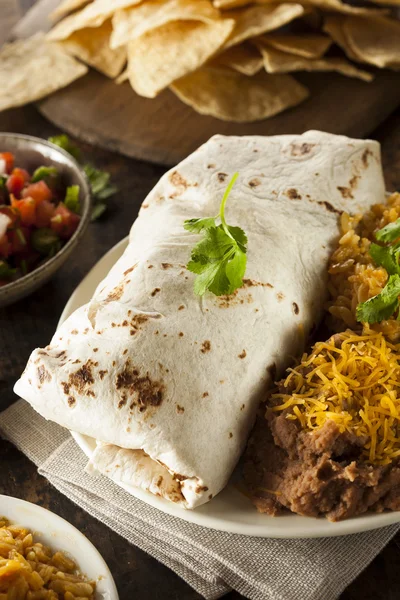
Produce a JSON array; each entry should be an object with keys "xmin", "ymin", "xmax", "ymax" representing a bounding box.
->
[{"xmin": 15, "ymin": 132, "xmax": 385, "ymax": 509}]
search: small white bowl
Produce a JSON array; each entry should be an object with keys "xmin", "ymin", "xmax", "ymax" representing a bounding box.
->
[{"xmin": 0, "ymin": 494, "xmax": 118, "ymax": 600}]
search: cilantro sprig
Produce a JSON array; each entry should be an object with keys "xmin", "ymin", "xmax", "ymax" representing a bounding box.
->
[
  {"xmin": 357, "ymin": 218, "xmax": 400, "ymax": 324},
  {"xmin": 48, "ymin": 135, "xmax": 117, "ymax": 221},
  {"xmin": 184, "ymin": 173, "xmax": 247, "ymax": 297}
]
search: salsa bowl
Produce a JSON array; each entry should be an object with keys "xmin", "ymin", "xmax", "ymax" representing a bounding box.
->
[{"xmin": 0, "ymin": 133, "xmax": 91, "ymax": 308}]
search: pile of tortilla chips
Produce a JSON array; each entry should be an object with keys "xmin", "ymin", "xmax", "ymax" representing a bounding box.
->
[{"xmin": 1, "ymin": 0, "xmax": 400, "ymax": 121}]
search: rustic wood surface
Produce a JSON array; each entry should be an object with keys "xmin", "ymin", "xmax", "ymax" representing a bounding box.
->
[
  {"xmin": 37, "ymin": 69, "xmax": 400, "ymax": 166},
  {"xmin": 0, "ymin": 103, "xmax": 400, "ymax": 600}
]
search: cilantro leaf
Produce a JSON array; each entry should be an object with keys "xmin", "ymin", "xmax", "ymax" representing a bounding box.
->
[
  {"xmin": 356, "ymin": 274, "xmax": 400, "ymax": 324},
  {"xmin": 90, "ymin": 203, "xmax": 107, "ymax": 222},
  {"xmin": 83, "ymin": 165, "xmax": 118, "ymax": 220},
  {"xmin": 184, "ymin": 173, "xmax": 247, "ymax": 296},
  {"xmin": 184, "ymin": 217, "xmax": 216, "ymax": 233},
  {"xmin": 64, "ymin": 185, "xmax": 81, "ymax": 214},
  {"xmin": 48, "ymin": 134, "xmax": 81, "ymax": 161},
  {"xmin": 375, "ymin": 218, "xmax": 400, "ymax": 243},
  {"xmin": 369, "ymin": 243, "xmax": 400, "ymax": 276}
]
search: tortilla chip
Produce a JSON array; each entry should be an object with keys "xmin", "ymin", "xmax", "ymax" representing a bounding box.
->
[
  {"xmin": 170, "ymin": 66, "xmax": 309, "ymax": 122},
  {"xmin": 261, "ymin": 33, "xmax": 332, "ymax": 59},
  {"xmin": 344, "ymin": 16, "xmax": 400, "ymax": 68},
  {"xmin": 110, "ymin": 0, "xmax": 220, "ymax": 49},
  {"xmin": 59, "ymin": 20, "xmax": 126, "ymax": 78},
  {"xmin": 0, "ymin": 33, "xmax": 88, "ymax": 113},
  {"xmin": 50, "ymin": 0, "xmax": 92, "ymax": 22},
  {"xmin": 47, "ymin": 0, "xmax": 143, "ymax": 41},
  {"xmin": 323, "ymin": 15, "xmax": 362, "ymax": 62},
  {"xmin": 302, "ymin": 0, "xmax": 385, "ymax": 15},
  {"xmin": 211, "ymin": 43, "xmax": 264, "ymax": 76},
  {"xmin": 224, "ymin": 3, "xmax": 305, "ymax": 49},
  {"xmin": 257, "ymin": 41, "xmax": 373, "ymax": 81},
  {"xmin": 213, "ymin": 0, "xmax": 252, "ymax": 8},
  {"xmin": 126, "ymin": 18, "xmax": 235, "ymax": 98},
  {"xmin": 115, "ymin": 68, "xmax": 129, "ymax": 84}
]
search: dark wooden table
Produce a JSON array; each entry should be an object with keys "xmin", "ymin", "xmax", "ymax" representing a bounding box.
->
[{"xmin": 1, "ymin": 104, "xmax": 400, "ymax": 600}]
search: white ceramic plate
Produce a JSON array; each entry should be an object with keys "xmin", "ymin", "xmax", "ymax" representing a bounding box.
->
[
  {"xmin": 0, "ymin": 494, "xmax": 118, "ymax": 599},
  {"xmin": 60, "ymin": 238, "xmax": 400, "ymax": 539}
]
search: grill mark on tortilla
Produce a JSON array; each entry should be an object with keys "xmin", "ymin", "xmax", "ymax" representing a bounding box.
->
[
  {"xmin": 293, "ymin": 302, "xmax": 300, "ymax": 315},
  {"xmin": 337, "ymin": 186, "xmax": 354, "ymax": 199},
  {"xmin": 178, "ymin": 305, "xmax": 185, "ymax": 310},
  {"xmin": 243, "ymin": 278, "xmax": 273, "ymax": 288},
  {"xmin": 106, "ymin": 282, "xmax": 125, "ymax": 302},
  {"xmin": 229, "ymin": 432, "xmax": 233, "ymax": 439},
  {"xmin": 151, "ymin": 288, "xmax": 161, "ymax": 297},
  {"xmin": 178, "ymin": 332, "xmax": 184, "ymax": 337},
  {"xmin": 169, "ymin": 170, "xmax": 188, "ymax": 189},
  {"xmin": 209, "ymin": 494, "xmax": 213, "ymax": 500},
  {"xmin": 116, "ymin": 361, "xmax": 164, "ymax": 411},
  {"xmin": 362, "ymin": 148, "xmax": 373, "ymax": 167},
  {"xmin": 218, "ymin": 172, "xmax": 227, "ymax": 182},
  {"xmin": 317, "ymin": 200, "xmax": 340, "ymax": 214},
  {"xmin": 162, "ymin": 263, "xmax": 172, "ymax": 269},
  {"xmin": 202, "ymin": 392, "xmax": 209, "ymax": 398},
  {"xmin": 71, "ymin": 330, "xmax": 78, "ymax": 335},
  {"xmin": 241, "ymin": 404, "xmax": 245, "ymax": 410},
  {"xmin": 218, "ymin": 289, "xmax": 253, "ymax": 307},
  {"xmin": 176, "ymin": 404, "xmax": 185, "ymax": 414},
  {"xmin": 201, "ymin": 341, "xmax": 211, "ymax": 353},
  {"xmin": 68, "ymin": 396, "xmax": 75, "ymax": 407},
  {"xmin": 286, "ymin": 188, "xmax": 301, "ymax": 200},
  {"xmin": 148, "ymin": 264, "xmax": 153, "ymax": 269},
  {"xmin": 195, "ymin": 485, "xmax": 209, "ymax": 493},
  {"xmin": 207, "ymin": 163, "xmax": 215, "ymax": 169},
  {"xmin": 141, "ymin": 203, "xmax": 149, "ymax": 209},
  {"xmin": 238, "ymin": 349, "xmax": 247, "ymax": 359},
  {"xmin": 277, "ymin": 292, "xmax": 284, "ymax": 301},
  {"xmin": 118, "ymin": 393, "xmax": 128, "ymax": 409},
  {"xmin": 168, "ymin": 171, "xmax": 197, "ymax": 198},
  {"xmin": 37, "ymin": 365, "xmax": 51, "ymax": 385},
  {"xmin": 124, "ymin": 265, "xmax": 136, "ymax": 276},
  {"xmin": 99, "ymin": 370, "xmax": 108, "ymax": 380},
  {"xmin": 290, "ymin": 142, "xmax": 316, "ymax": 157},
  {"xmin": 93, "ymin": 348, "xmax": 99, "ymax": 352},
  {"xmin": 249, "ymin": 178, "xmax": 261, "ymax": 188},
  {"xmin": 156, "ymin": 476, "xmax": 163, "ymax": 487},
  {"xmin": 349, "ymin": 174, "xmax": 360, "ymax": 189},
  {"xmin": 66, "ymin": 360, "xmax": 95, "ymax": 395}
]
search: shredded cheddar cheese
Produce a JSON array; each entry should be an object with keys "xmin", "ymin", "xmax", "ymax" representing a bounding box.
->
[{"xmin": 271, "ymin": 328, "xmax": 400, "ymax": 465}]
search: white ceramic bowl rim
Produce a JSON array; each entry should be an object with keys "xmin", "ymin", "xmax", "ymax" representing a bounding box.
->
[{"xmin": 0, "ymin": 494, "xmax": 118, "ymax": 600}]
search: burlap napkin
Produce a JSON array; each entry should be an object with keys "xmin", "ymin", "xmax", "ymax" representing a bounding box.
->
[{"xmin": 1, "ymin": 401, "xmax": 399, "ymax": 600}]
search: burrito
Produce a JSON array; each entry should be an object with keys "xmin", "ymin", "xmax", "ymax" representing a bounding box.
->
[{"xmin": 15, "ymin": 131, "xmax": 385, "ymax": 509}]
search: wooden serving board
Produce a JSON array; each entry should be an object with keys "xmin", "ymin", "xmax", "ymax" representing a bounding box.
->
[{"xmin": 37, "ymin": 68, "xmax": 400, "ymax": 166}]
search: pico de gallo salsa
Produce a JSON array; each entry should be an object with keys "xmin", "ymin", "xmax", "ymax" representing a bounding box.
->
[{"xmin": 0, "ymin": 151, "xmax": 81, "ymax": 287}]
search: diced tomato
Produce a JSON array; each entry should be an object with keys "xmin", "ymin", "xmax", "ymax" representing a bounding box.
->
[
  {"xmin": 22, "ymin": 180, "xmax": 52, "ymax": 204},
  {"xmin": 36, "ymin": 200, "xmax": 56, "ymax": 228},
  {"xmin": 0, "ymin": 152, "xmax": 14, "ymax": 174},
  {"xmin": 50, "ymin": 202, "xmax": 80, "ymax": 240},
  {"xmin": 0, "ymin": 234, "xmax": 10, "ymax": 258},
  {"xmin": 6, "ymin": 168, "xmax": 30, "ymax": 198},
  {"xmin": 10, "ymin": 195, "xmax": 36, "ymax": 227},
  {"xmin": 0, "ymin": 205, "xmax": 19, "ymax": 229},
  {"xmin": 8, "ymin": 227, "xmax": 31, "ymax": 254}
]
